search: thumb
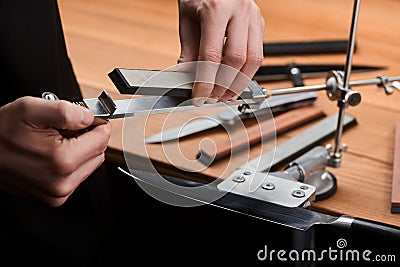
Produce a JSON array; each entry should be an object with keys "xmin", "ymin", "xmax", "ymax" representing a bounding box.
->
[{"xmin": 18, "ymin": 97, "xmax": 94, "ymax": 130}]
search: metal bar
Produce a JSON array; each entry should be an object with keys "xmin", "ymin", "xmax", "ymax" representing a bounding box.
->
[
  {"xmin": 240, "ymin": 114, "xmax": 357, "ymax": 173},
  {"xmin": 269, "ymin": 84, "xmax": 328, "ymax": 96},
  {"xmin": 343, "ymin": 0, "xmax": 361, "ymax": 90},
  {"xmin": 331, "ymin": 103, "xmax": 347, "ymax": 165},
  {"xmin": 268, "ymin": 76, "xmax": 400, "ymax": 96},
  {"xmin": 332, "ymin": 0, "xmax": 361, "ymax": 158}
]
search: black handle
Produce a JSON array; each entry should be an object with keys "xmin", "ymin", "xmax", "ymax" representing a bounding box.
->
[
  {"xmin": 351, "ymin": 217, "xmax": 400, "ymax": 239},
  {"xmin": 286, "ymin": 63, "xmax": 305, "ymax": 87},
  {"xmin": 263, "ymin": 40, "xmax": 353, "ymax": 56}
]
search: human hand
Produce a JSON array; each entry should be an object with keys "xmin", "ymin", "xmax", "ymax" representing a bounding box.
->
[
  {"xmin": 0, "ymin": 97, "xmax": 111, "ymax": 207},
  {"xmin": 177, "ymin": 0, "xmax": 265, "ymax": 106}
]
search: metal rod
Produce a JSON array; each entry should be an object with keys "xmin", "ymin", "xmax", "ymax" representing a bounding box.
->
[
  {"xmin": 269, "ymin": 84, "xmax": 328, "ymax": 96},
  {"xmin": 333, "ymin": 104, "xmax": 346, "ymax": 159},
  {"xmin": 266, "ymin": 75, "xmax": 400, "ymax": 97},
  {"xmin": 343, "ymin": 0, "xmax": 361, "ymax": 89},
  {"xmin": 350, "ymin": 76, "xmax": 400, "ymax": 86},
  {"xmin": 332, "ymin": 0, "xmax": 361, "ymax": 158}
]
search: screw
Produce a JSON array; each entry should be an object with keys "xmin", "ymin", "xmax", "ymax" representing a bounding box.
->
[
  {"xmin": 292, "ymin": 190, "xmax": 305, "ymax": 198},
  {"xmin": 300, "ymin": 185, "xmax": 309, "ymax": 190},
  {"xmin": 232, "ymin": 176, "xmax": 245, "ymax": 183},
  {"xmin": 243, "ymin": 171, "xmax": 252, "ymax": 176},
  {"xmin": 262, "ymin": 183, "xmax": 275, "ymax": 190}
]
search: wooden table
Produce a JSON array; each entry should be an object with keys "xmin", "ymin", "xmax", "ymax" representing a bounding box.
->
[{"xmin": 59, "ymin": 0, "xmax": 400, "ymax": 227}]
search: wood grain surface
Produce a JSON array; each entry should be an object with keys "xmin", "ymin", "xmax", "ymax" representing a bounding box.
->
[{"xmin": 59, "ymin": 0, "xmax": 400, "ymax": 226}]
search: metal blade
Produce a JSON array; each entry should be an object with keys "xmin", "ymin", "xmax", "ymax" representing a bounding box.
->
[
  {"xmin": 240, "ymin": 113, "xmax": 357, "ymax": 172},
  {"xmin": 254, "ymin": 64, "xmax": 386, "ymax": 82},
  {"xmin": 145, "ymin": 116, "xmax": 222, "ymax": 143},
  {"xmin": 83, "ymin": 95, "xmax": 260, "ymax": 119},
  {"xmin": 120, "ymin": 167, "xmax": 400, "ymax": 236},
  {"xmin": 118, "ymin": 167, "xmax": 351, "ymax": 231},
  {"xmin": 144, "ymin": 92, "xmax": 318, "ymax": 143}
]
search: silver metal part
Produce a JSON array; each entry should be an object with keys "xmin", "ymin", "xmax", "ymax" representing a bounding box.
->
[
  {"xmin": 305, "ymin": 170, "xmax": 337, "ymax": 200},
  {"xmin": 330, "ymin": 215, "xmax": 355, "ymax": 229},
  {"xmin": 83, "ymin": 95, "xmax": 259, "ymax": 119},
  {"xmin": 392, "ymin": 81, "xmax": 400, "ymax": 91},
  {"xmin": 240, "ymin": 113, "xmax": 356, "ymax": 173},
  {"xmin": 283, "ymin": 146, "xmax": 337, "ymax": 200},
  {"xmin": 329, "ymin": 0, "xmax": 360, "ymax": 166},
  {"xmin": 377, "ymin": 75, "xmax": 394, "ymax": 94},
  {"xmin": 268, "ymin": 75, "xmax": 400, "ymax": 97},
  {"xmin": 81, "ymin": 90, "xmax": 117, "ymax": 120},
  {"xmin": 144, "ymin": 92, "xmax": 317, "ymax": 143},
  {"xmin": 342, "ymin": 0, "xmax": 361, "ymax": 89},
  {"xmin": 285, "ymin": 146, "xmax": 329, "ymax": 181},
  {"xmin": 117, "ymin": 68, "xmax": 266, "ymax": 100},
  {"xmin": 217, "ymin": 170, "xmax": 316, "ymax": 208}
]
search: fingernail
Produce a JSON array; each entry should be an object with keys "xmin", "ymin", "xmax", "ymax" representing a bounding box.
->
[
  {"xmin": 81, "ymin": 109, "xmax": 93, "ymax": 125},
  {"xmin": 192, "ymin": 98, "xmax": 206, "ymax": 107},
  {"xmin": 206, "ymin": 98, "xmax": 218, "ymax": 104}
]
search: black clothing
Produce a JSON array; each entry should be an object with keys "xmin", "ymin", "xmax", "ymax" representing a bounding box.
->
[
  {"xmin": 0, "ymin": 1, "xmax": 117, "ymax": 265},
  {"xmin": 0, "ymin": 0, "xmax": 82, "ymax": 105}
]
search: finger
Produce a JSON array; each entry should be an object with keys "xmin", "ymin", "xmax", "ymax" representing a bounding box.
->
[
  {"xmin": 19, "ymin": 97, "xmax": 94, "ymax": 130},
  {"xmin": 66, "ymin": 153, "xmax": 105, "ymax": 193},
  {"xmin": 177, "ymin": 8, "xmax": 201, "ymax": 64},
  {"xmin": 192, "ymin": 11, "xmax": 228, "ymax": 106},
  {"xmin": 212, "ymin": 14, "xmax": 249, "ymax": 102},
  {"xmin": 12, "ymin": 154, "xmax": 104, "ymax": 207},
  {"xmin": 221, "ymin": 6, "xmax": 265, "ymax": 102},
  {"xmin": 192, "ymin": 61, "xmax": 220, "ymax": 106},
  {"xmin": 61, "ymin": 122, "xmax": 111, "ymax": 168},
  {"xmin": 0, "ymin": 139, "xmax": 107, "ymax": 206}
]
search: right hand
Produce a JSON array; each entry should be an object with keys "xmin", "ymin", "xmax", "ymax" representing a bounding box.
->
[{"xmin": 0, "ymin": 97, "xmax": 112, "ymax": 207}]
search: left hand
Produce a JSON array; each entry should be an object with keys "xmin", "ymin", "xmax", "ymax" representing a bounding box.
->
[{"xmin": 177, "ymin": 0, "xmax": 265, "ymax": 106}]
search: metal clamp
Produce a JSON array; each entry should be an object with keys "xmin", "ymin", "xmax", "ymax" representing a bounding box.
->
[
  {"xmin": 377, "ymin": 75, "xmax": 394, "ymax": 95},
  {"xmin": 217, "ymin": 170, "xmax": 316, "ymax": 208}
]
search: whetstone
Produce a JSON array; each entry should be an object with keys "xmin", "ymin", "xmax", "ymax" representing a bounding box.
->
[{"xmin": 391, "ymin": 121, "xmax": 400, "ymax": 213}]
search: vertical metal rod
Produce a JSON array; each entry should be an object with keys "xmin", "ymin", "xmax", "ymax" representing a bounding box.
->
[
  {"xmin": 333, "ymin": 103, "xmax": 347, "ymax": 158},
  {"xmin": 343, "ymin": 0, "xmax": 361, "ymax": 89},
  {"xmin": 332, "ymin": 0, "xmax": 361, "ymax": 158}
]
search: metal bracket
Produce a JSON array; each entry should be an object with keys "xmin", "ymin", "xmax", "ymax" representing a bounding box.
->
[{"xmin": 217, "ymin": 170, "xmax": 316, "ymax": 208}]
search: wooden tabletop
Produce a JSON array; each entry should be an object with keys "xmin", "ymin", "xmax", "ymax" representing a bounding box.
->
[{"xmin": 60, "ymin": 0, "xmax": 400, "ymax": 226}]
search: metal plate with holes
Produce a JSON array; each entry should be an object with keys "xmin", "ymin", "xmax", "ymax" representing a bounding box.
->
[{"xmin": 217, "ymin": 170, "xmax": 316, "ymax": 208}]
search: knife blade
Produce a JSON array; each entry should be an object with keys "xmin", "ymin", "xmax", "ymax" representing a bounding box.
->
[
  {"xmin": 263, "ymin": 40, "xmax": 352, "ymax": 56},
  {"xmin": 144, "ymin": 92, "xmax": 318, "ymax": 143},
  {"xmin": 119, "ymin": 167, "xmax": 400, "ymax": 237}
]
